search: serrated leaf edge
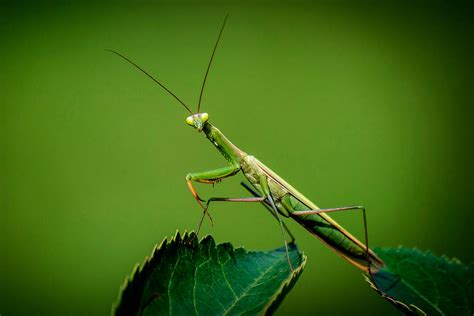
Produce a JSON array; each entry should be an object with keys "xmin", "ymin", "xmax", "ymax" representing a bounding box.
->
[
  {"xmin": 111, "ymin": 231, "xmax": 306, "ymax": 316},
  {"xmin": 364, "ymin": 274, "xmax": 426, "ymax": 315},
  {"xmin": 374, "ymin": 246, "xmax": 469, "ymax": 268},
  {"xmin": 111, "ymin": 230, "xmax": 196, "ymax": 315},
  {"xmin": 367, "ymin": 246, "xmax": 474, "ymax": 315}
]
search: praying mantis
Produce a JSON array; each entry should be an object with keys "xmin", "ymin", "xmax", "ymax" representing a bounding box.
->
[{"xmin": 108, "ymin": 15, "xmax": 385, "ymax": 274}]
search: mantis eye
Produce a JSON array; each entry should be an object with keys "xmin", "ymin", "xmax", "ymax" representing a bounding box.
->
[
  {"xmin": 185, "ymin": 116, "xmax": 194, "ymax": 126},
  {"xmin": 201, "ymin": 113, "xmax": 209, "ymax": 122}
]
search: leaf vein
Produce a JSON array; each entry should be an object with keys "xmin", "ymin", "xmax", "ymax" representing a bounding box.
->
[
  {"xmin": 168, "ymin": 254, "xmax": 182, "ymax": 316},
  {"xmin": 219, "ymin": 253, "xmax": 237, "ymax": 299},
  {"xmin": 222, "ymin": 263, "xmax": 278, "ymax": 315}
]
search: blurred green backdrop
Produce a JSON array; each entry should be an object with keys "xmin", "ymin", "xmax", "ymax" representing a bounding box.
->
[{"xmin": 1, "ymin": 1, "xmax": 473, "ymax": 315}]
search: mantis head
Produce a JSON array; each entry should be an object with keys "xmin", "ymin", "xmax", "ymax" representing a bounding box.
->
[{"xmin": 186, "ymin": 113, "xmax": 209, "ymax": 132}]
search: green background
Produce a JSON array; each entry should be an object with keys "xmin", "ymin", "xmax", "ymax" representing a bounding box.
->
[{"xmin": 1, "ymin": 1, "xmax": 473, "ymax": 315}]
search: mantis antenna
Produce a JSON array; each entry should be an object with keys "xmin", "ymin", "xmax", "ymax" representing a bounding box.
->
[
  {"xmin": 106, "ymin": 49, "xmax": 192, "ymax": 114},
  {"xmin": 197, "ymin": 14, "xmax": 229, "ymax": 113}
]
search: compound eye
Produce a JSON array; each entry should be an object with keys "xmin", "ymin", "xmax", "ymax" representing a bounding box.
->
[
  {"xmin": 201, "ymin": 113, "xmax": 209, "ymax": 122},
  {"xmin": 185, "ymin": 116, "xmax": 194, "ymax": 126}
]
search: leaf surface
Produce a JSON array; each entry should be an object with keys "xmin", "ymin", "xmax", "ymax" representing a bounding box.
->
[
  {"xmin": 113, "ymin": 232, "xmax": 306, "ymax": 316},
  {"xmin": 367, "ymin": 247, "xmax": 474, "ymax": 315}
]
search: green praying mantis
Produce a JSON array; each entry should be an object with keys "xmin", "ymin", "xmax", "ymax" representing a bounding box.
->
[{"xmin": 108, "ymin": 16, "xmax": 385, "ymax": 275}]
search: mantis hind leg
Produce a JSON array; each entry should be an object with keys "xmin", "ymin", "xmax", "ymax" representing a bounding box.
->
[{"xmin": 292, "ymin": 206, "xmax": 372, "ymax": 274}]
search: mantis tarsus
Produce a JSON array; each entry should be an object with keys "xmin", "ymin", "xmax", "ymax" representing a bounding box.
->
[{"xmin": 108, "ymin": 15, "xmax": 385, "ymax": 275}]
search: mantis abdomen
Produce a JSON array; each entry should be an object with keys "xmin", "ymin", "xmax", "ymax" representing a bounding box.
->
[{"xmin": 243, "ymin": 155, "xmax": 384, "ymax": 273}]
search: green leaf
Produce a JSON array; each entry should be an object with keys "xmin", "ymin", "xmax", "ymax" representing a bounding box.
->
[
  {"xmin": 112, "ymin": 231, "xmax": 306, "ymax": 316},
  {"xmin": 366, "ymin": 247, "xmax": 474, "ymax": 315}
]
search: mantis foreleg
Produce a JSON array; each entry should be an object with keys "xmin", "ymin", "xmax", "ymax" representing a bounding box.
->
[{"xmin": 186, "ymin": 164, "xmax": 240, "ymax": 222}]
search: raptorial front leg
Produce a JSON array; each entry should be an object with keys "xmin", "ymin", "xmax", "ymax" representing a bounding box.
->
[{"xmin": 186, "ymin": 164, "xmax": 240, "ymax": 222}]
